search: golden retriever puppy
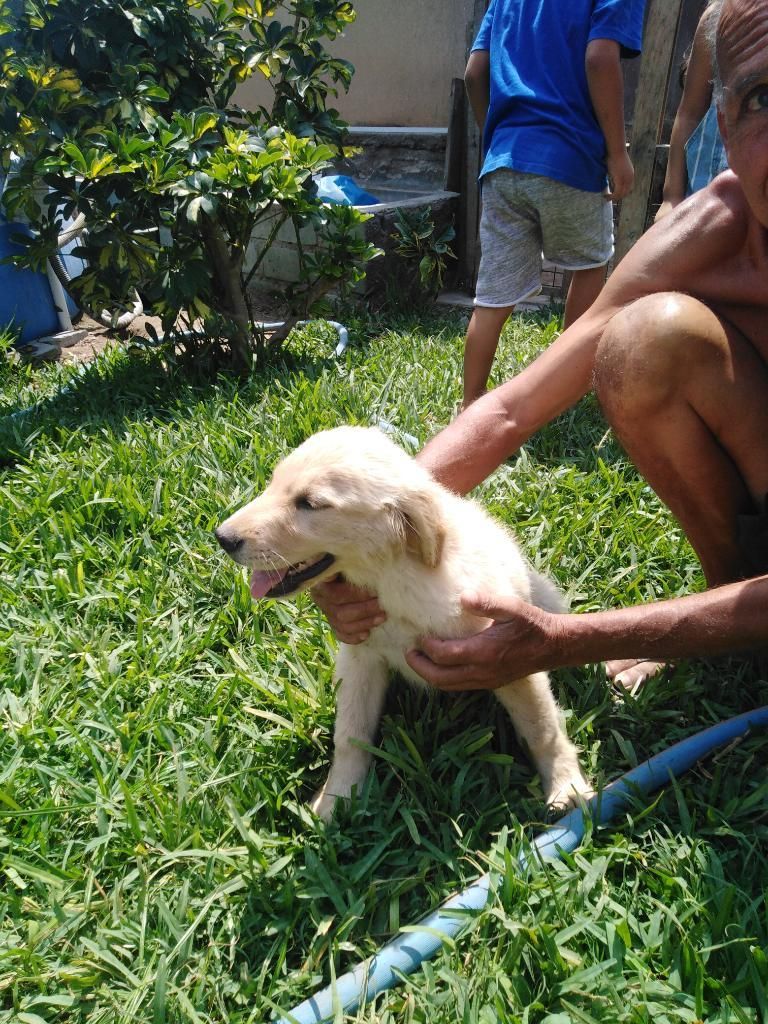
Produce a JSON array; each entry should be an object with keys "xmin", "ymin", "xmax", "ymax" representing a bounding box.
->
[{"xmin": 216, "ymin": 426, "xmax": 590, "ymax": 821}]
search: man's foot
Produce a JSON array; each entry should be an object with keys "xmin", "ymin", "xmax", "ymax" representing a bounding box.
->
[{"xmin": 606, "ymin": 658, "xmax": 666, "ymax": 693}]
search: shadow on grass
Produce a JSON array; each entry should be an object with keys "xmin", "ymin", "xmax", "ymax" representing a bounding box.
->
[{"xmin": 0, "ymin": 335, "xmax": 347, "ymax": 468}]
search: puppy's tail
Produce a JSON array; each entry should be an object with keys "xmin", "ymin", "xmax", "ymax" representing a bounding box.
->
[{"xmin": 528, "ymin": 569, "xmax": 568, "ymax": 614}]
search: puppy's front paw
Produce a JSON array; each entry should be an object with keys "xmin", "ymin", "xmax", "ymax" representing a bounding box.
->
[
  {"xmin": 309, "ymin": 784, "xmax": 343, "ymax": 823},
  {"xmin": 546, "ymin": 772, "xmax": 595, "ymax": 812}
]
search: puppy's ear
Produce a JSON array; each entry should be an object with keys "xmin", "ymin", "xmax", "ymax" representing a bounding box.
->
[{"xmin": 388, "ymin": 489, "xmax": 446, "ymax": 568}]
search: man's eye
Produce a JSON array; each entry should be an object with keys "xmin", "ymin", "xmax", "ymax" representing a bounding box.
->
[{"xmin": 746, "ymin": 87, "xmax": 768, "ymax": 113}]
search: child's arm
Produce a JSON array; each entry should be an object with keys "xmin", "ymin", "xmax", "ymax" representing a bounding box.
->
[
  {"xmin": 656, "ymin": 12, "xmax": 716, "ymax": 220},
  {"xmin": 464, "ymin": 49, "xmax": 490, "ymax": 131},
  {"xmin": 585, "ymin": 38, "xmax": 634, "ymax": 200}
]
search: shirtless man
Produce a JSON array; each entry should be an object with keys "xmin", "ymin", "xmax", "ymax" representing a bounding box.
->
[{"xmin": 314, "ymin": 0, "xmax": 768, "ymax": 693}]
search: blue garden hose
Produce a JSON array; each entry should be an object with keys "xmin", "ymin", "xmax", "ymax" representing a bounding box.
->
[{"xmin": 277, "ymin": 705, "xmax": 768, "ymax": 1024}]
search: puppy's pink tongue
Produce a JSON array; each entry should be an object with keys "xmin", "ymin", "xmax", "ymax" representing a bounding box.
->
[{"xmin": 250, "ymin": 568, "xmax": 288, "ymax": 598}]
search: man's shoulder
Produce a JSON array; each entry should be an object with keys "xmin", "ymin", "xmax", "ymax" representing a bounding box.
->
[
  {"xmin": 698, "ymin": 170, "xmax": 750, "ymax": 219},
  {"xmin": 605, "ymin": 174, "xmax": 750, "ymax": 306},
  {"xmin": 651, "ymin": 173, "xmax": 749, "ymax": 258}
]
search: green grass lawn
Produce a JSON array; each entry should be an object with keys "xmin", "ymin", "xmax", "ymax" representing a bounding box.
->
[{"xmin": 1, "ymin": 311, "xmax": 766, "ymax": 1024}]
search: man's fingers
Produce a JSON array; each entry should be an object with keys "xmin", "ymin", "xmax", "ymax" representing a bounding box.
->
[
  {"xmin": 416, "ymin": 633, "xmax": 487, "ymax": 665},
  {"xmin": 337, "ymin": 630, "xmax": 372, "ymax": 645},
  {"xmin": 334, "ymin": 598, "xmax": 385, "ymax": 624},
  {"xmin": 312, "ymin": 576, "xmax": 375, "ymax": 604},
  {"xmin": 311, "ymin": 572, "xmax": 343, "ymax": 594},
  {"xmin": 459, "ymin": 590, "xmax": 525, "ymax": 621},
  {"xmin": 405, "ymin": 649, "xmax": 493, "ymax": 690}
]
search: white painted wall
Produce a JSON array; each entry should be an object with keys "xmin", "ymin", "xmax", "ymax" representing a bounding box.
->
[{"xmin": 236, "ymin": 0, "xmax": 478, "ymax": 128}]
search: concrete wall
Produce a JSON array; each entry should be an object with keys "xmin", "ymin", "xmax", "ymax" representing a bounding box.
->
[
  {"xmin": 237, "ymin": 0, "xmax": 478, "ymax": 128},
  {"xmin": 236, "ymin": 0, "xmax": 707, "ymax": 134}
]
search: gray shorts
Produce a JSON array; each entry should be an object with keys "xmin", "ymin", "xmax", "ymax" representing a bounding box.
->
[{"xmin": 475, "ymin": 168, "xmax": 614, "ymax": 308}]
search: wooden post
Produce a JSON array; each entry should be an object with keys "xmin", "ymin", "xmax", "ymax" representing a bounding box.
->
[
  {"xmin": 443, "ymin": 77, "xmax": 465, "ymax": 194},
  {"xmin": 614, "ymin": 0, "xmax": 685, "ymax": 264},
  {"xmin": 456, "ymin": 0, "xmax": 488, "ymax": 290},
  {"xmin": 460, "ymin": 92, "xmax": 483, "ymax": 288}
]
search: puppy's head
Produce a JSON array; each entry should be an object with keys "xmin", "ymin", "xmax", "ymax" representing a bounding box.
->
[{"xmin": 216, "ymin": 426, "xmax": 446, "ymax": 599}]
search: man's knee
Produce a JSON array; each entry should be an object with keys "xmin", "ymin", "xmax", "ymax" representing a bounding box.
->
[{"xmin": 594, "ymin": 292, "xmax": 724, "ymax": 420}]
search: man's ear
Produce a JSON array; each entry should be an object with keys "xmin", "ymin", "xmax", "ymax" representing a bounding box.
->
[{"xmin": 387, "ymin": 489, "xmax": 446, "ymax": 568}]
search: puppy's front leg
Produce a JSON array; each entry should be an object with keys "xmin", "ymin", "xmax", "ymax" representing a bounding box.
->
[
  {"xmin": 310, "ymin": 644, "xmax": 389, "ymax": 822},
  {"xmin": 494, "ymin": 673, "xmax": 592, "ymax": 809}
]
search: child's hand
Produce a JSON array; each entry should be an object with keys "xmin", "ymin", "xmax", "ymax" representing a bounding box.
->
[
  {"xmin": 654, "ymin": 198, "xmax": 682, "ymax": 222},
  {"xmin": 606, "ymin": 151, "xmax": 635, "ymax": 201}
]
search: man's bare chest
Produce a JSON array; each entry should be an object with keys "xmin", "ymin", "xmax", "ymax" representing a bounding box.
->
[
  {"xmin": 692, "ymin": 247, "xmax": 768, "ymax": 355},
  {"xmin": 711, "ymin": 300, "xmax": 768, "ymax": 355}
]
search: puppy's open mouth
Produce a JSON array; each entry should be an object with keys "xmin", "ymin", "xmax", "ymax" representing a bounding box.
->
[{"xmin": 250, "ymin": 553, "xmax": 336, "ymax": 598}]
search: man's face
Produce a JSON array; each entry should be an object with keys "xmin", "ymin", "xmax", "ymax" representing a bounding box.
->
[{"xmin": 717, "ymin": 0, "xmax": 768, "ymax": 227}]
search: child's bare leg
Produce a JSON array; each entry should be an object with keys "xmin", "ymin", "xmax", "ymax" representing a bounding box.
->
[
  {"xmin": 563, "ymin": 264, "xmax": 607, "ymax": 328},
  {"xmin": 462, "ymin": 304, "xmax": 514, "ymax": 410}
]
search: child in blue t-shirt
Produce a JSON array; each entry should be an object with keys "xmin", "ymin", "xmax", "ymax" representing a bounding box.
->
[{"xmin": 461, "ymin": 0, "xmax": 645, "ymax": 410}]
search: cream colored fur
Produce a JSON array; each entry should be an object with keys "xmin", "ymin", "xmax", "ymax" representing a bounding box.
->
[{"xmin": 217, "ymin": 426, "xmax": 591, "ymax": 821}]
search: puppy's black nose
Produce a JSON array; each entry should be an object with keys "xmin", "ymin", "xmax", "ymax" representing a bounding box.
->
[{"xmin": 215, "ymin": 527, "xmax": 244, "ymax": 555}]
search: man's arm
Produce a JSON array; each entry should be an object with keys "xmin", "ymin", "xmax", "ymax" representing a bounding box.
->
[
  {"xmin": 315, "ymin": 206, "xmax": 700, "ymax": 633},
  {"xmin": 464, "ymin": 49, "xmax": 490, "ymax": 131},
  {"xmin": 416, "ymin": 197, "xmax": 703, "ymax": 498},
  {"xmin": 585, "ymin": 38, "xmax": 634, "ymax": 201},
  {"xmin": 406, "ymin": 576, "xmax": 768, "ymax": 689},
  {"xmin": 313, "ymin": 305, "xmax": 613, "ymax": 639},
  {"xmin": 417, "ymin": 293, "xmax": 617, "ymax": 494}
]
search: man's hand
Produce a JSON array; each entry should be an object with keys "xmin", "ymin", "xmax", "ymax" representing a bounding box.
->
[
  {"xmin": 311, "ymin": 574, "xmax": 386, "ymax": 644},
  {"xmin": 606, "ymin": 150, "xmax": 635, "ymax": 201},
  {"xmin": 405, "ymin": 591, "xmax": 569, "ymax": 690}
]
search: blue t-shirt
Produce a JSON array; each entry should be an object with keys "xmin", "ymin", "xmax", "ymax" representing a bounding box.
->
[{"xmin": 473, "ymin": 0, "xmax": 645, "ymax": 192}]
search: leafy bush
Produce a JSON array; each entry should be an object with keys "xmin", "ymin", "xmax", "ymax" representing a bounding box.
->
[
  {"xmin": 390, "ymin": 205, "xmax": 456, "ymax": 308},
  {"xmin": 0, "ymin": 0, "xmax": 379, "ymax": 371}
]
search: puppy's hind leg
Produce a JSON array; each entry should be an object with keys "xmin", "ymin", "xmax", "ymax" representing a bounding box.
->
[
  {"xmin": 494, "ymin": 673, "xmax": 592, "ymax": 809},
  {"xmin": 310, "ymin": 644, "xmax": 389, "ymax": 822},
  {"xmin": 527, "ymin": 568, "xmax": 568, "ymax": 614}
]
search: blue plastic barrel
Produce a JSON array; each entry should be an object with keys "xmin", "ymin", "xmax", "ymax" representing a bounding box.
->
[{"xmin": 0, "ymin": 222, "xmax": 60, "ymax": 342}]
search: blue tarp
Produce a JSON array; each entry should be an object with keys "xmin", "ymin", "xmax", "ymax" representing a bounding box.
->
[
  {"xmin": 0, "ymin": 222, "xmax": 61, "ymax": 342},
  {"xmin": 315, "ymin": 174, "xmax": 379, "ymax": 207}
]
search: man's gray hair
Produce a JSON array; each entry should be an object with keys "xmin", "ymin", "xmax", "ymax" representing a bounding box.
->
[{"xmin": 704, "ymin": 0, "xmax": 727, "ymax": 103}]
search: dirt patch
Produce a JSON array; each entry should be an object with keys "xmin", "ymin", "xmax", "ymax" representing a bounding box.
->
[
  {"xmin": 58, "ymin": 314, "xmax": 114, "ymax": 364},
  {"xmin": 57, "ymin": 312, "xmax": 171, "ymax": 364},
  {"xmin": 49, "ymin": 288, "xmax": 292, "ymax": 366},
  {"xmin": 11, "ymin": 286, "xmax": 336, "ymax": 369}
]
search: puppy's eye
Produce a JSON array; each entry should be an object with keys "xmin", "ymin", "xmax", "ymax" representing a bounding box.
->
[{"xmin": 295, "ymin": 494, "xmax": 318, "ymax": 511}]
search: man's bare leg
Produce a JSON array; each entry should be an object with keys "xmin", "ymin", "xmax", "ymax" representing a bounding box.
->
[
  {"xmin": 563, "ymin": 264, "xmax": 606, "ymax": 328},
  {"xmin": 462, "ymin": 304, "xmax": 514, "ymax": 411},
  {"xmin": 593, "ymin": 292, "xmax": 768, "ymax": 689}
]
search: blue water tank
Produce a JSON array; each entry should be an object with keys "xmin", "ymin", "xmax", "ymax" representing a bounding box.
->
[{"xmin": 0, "ymin": 222, "xmax": 60, "ymax": 342}]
